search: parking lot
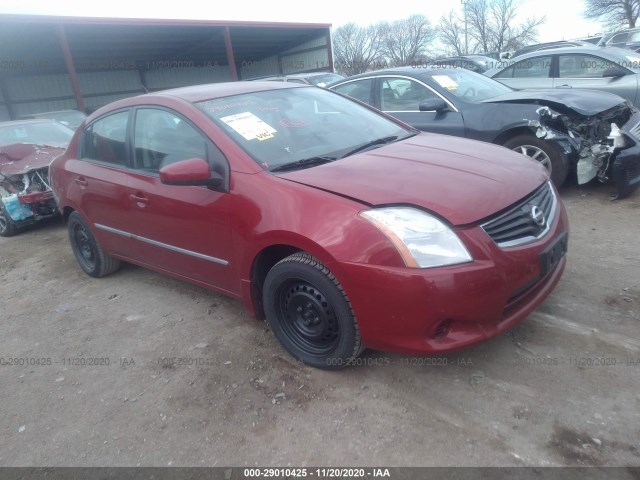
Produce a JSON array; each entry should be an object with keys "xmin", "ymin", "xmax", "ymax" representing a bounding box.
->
[{"xmin": 0, "ymin": 180, "xmax": 638, "ymax": 467}]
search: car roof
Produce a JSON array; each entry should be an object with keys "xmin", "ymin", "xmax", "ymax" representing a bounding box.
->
[
  {"xmin": 29, "ymin": 109, "xmax": 86, "ymax": 116},
  {"xmin": 286, "ymin": 72, "xmax": 336, "ymax": 79},
  {"xmin": 158, "ymin": 80, "xmax": 305, "ymax": 102},
  {"xmin": 507, "ymin": 46, "xmax": 636, "ymax": 60},
  {"xmin": 0, "ymin": 119, "xmax": 59, "ymax": 126},
  {"xmin": 87, "ymin": 81, "xmax": 307, "ymax": 115},
  {"xmin": 331, "ymin": 66, "xmax": 457, "ymax": 82}
]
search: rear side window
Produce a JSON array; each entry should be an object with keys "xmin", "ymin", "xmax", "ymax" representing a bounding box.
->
[
  {"xmin": 82, "ymin": 111, "xmax": 129, "ymax": 165},
  {"xmin": 558, "ymin": 54, "xmax": 624, "ymax": 78}
]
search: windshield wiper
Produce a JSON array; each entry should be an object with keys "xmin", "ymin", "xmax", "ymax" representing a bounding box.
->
[
  {"xmin": 270, "ymin": 156, "xmax": 336, "ymax": 172},
  {"xmin": 340, "ymin": 136, "xmax": 399, "ymax": 159}
]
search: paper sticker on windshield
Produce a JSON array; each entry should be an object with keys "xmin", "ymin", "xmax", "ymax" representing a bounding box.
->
[
  {"xmin": 432, "ymin": 75, "xmax": 458, "ymax": 91},
  {"xmin": 220, "ymin": 112, "xmax": 276, "ymax": 141}
]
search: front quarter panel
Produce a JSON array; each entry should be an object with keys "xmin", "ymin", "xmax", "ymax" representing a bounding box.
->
[{"xmin": 231, "ymin": 171, "xmax": 405, "ymax": 282}]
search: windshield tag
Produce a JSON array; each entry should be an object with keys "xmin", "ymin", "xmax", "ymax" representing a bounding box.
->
[
  {"xmin": 432, "ymin": 75, "xmax": 458, "ymax": 91},
  {"xmin": 220, "ymin": 112, "xmax": 276, "ymax": 141}
]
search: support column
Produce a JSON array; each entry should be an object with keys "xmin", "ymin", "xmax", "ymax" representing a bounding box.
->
[
  {"xmin": 325, "ymin": 30, "xmax": 335, "ymax": 72},
  {"xmin": 223, "ymin": 27, "xmax": 238, "ymax": 81},
  {"xmin": 56, "ymin": 24, "xmax": 85, "ymax": 112}
]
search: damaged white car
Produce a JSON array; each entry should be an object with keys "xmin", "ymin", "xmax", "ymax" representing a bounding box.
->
[{"xmin": 0, "ymin": 119, "xmax": 72, "ymax": 236}]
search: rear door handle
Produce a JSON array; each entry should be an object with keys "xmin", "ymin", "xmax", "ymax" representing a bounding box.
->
[
  {"xmin": 128, "ymin": 193, "xmax": 149, "ymax": 205},
  {"xmin": 556, "ymin": 84, "xmax": 573, "ymax": 88},
  {"xmin": 74, "ymin": 177, "xmax": 88, "ymax": 187}
]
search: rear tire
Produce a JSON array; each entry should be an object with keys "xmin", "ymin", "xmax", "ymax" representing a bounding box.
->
[
  {"xmin": 68, "ymin": 211, "xmax": 120, "ymax": 277},
  {"xmin": 263, "ymin": 252, "xmax": 364, "ymax": 370},
  {"xmin": 503, "ymin": 134, "xmax": 569, "ymax": 187},
  {"xmin": 0, "ymin": 204, "xmax": 18, "ymax": 237}
]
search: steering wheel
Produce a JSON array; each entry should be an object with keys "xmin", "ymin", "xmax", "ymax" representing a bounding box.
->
[{"xmin": 461, "ymin": 87, "xmax": 476, "ymax": 99}]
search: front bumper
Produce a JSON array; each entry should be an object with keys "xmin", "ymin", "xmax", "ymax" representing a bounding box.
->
[
  {"xmin": 330, "ymin": 196, "xmax": 569, "ymax": 355},
  {"xmin": 1, "ymin": 190, "xmax": 58, "ymax": 223}
]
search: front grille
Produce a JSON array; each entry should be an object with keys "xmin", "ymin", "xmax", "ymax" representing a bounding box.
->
[{"xmin": 481, "ymin": 181, "xmax": 556, "ymax": 248}]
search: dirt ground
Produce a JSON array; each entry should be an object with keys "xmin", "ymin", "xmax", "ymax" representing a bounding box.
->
[{"xmin": 0, "ymin": 180, "xmax": 639, "ymax": 467}]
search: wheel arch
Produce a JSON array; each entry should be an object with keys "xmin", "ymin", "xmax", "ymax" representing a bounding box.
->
[
  {"xmin": 61, "ymin": 206, "xmax": 76, "ymax": 223},
  {"xmin": 492, "ymin": 126, "xmax": 534, "ymax": 146},
  {"xmin": 245, "ymin": 234, "xmax": 340, "ymax": 320}
]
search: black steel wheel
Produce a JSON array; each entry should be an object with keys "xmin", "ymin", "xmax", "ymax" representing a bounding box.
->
[
  {"xmin": 263, "ymin": 252, "xmax": 364, "ymax": 369},
  {"xmin": 68, "ymin": 211, "xmax": 120, "ymax": 277},
  {"xmin": 503, "ymin": 134, "xmax": 570, "ymax": 187},
  {"xmin": 0, "ymin": 204, "xmax": 18, "ymax": 237}
]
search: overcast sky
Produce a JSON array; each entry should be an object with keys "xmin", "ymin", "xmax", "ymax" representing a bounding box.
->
[{"xmin": 0, "ymin": 0, "xmax": 604, "ymax": 42}]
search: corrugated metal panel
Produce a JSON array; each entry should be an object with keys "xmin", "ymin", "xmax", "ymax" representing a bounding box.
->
[
  {"xmin": 145, "ymin": 67, "xmax": 232, "ymax": 90},
  {"xmin": 284, "ymin": 36, "xmax": 326, "ymax": 54},
  {"xmin": 78, "ymin": 70, "xmax": 142, "ymax": 95},
  {"xmin": 282, "ymin": 49, "xmax": 330, "ymax": 74},
  {"xmin": 84, "ymin": 93, "xmax": 139, "ymax": 110},
  {"xmin": 4, "ymin": 74, "xmax": 74, "ymax": 101},
  {"xmin": 240, "ymin": 55, "xmax": 280, "ymax": 79},
  {"xmin": 13, "ymin": 99, "xmax": 77, "ymax": 117}
]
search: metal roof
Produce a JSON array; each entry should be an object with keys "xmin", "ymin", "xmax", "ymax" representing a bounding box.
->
[{"xmin": 0, "ymin": 15, "xmax": 331, "ymax": 76}]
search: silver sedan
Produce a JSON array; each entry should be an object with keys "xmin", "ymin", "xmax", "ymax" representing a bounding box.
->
[{"xmin": 484, "ymin": 46, "xmax": 640, "ymax": 107}]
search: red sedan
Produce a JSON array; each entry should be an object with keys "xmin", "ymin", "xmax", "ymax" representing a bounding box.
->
[{"xmin": 50, "ymin": 82, "xmax": 568, "ymax": 369}]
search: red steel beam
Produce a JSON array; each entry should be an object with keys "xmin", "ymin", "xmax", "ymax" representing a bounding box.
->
[
  {"xmin": 56, "ymin": 24, "xmax": 85, "ymax": 112},
  {"xmin": 223, "ymin": 27, "xmax": 238, "ymax": 81}
]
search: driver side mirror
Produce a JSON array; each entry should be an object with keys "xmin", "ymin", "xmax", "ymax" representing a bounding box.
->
[
  {"xmin": 603, "ymin": 66, "xmax": 627, "ymax": 78},
  {"xmin": 160, "ymin": 157, "xmax": 223, "ymax": 188},
  {"xmin": 419, "ymin": 99, "xmax": 449, "ymax": 112}
]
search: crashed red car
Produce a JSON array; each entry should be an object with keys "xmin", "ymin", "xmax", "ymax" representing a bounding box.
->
[
  {"xmin": 0, "ymin": 119, "xmax": 73, "ymax": 236},
  {"xmin": 50, "ymin": 82, "xmax": 569, "ymax": 369}
]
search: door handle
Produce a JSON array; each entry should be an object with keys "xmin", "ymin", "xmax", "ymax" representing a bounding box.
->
[
  {"xmin": 74, "ymin": 177, "xmax": 88, "ymax": 187},
  {"xmin": 556, "ymin": 84, "xmax": 573, "ymax": 88},
  {"xmin": 128, "ymin": 193, "xmax": 149, "ymax": 205}
]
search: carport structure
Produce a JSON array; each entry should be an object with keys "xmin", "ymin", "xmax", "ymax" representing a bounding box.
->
[{"xmin": 0, "ymin": 15, "xmax": 333, "ymax": 120}]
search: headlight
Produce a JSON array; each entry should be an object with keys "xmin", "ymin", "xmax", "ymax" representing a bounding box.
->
[{"xmin": 360, "ymin": 207, "xmax": 472, "ymax": 268}]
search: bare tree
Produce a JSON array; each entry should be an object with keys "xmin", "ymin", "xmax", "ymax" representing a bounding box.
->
[
  {"xmin": 465, "ymin": 0, "xmax": 545, "ymax": 53},
  {"xmin": 467, "ymin": 0, "xmax": 492, "ymax": 53},
  {"xmin": 489, "ymin": 0, "xmax": 545, "ymax": 51},
  {"xmin": 380, "ymin": 15, "xmax": 439, "ymax": 66},
  {"xmin": 439, "ymin": 11, "xmax": 466, "ymax": 56},
  {"xmin": 331, "ymin": 23, "xmax": 385, "ymax": 75},
  {"xmin": 584, "ymin": 0, "xmax": 640, "ymax": 28}
]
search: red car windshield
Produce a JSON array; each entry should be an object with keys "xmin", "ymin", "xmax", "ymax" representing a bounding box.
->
[{"xmin": 196, "ymin": 86, "xmax": 411, "ymax": 170}]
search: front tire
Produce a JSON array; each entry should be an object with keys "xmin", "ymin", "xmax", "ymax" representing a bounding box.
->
[
  {"xmin": 0, "ymin": 204, "xmax": 18, "ymax": 237},
  {"xmin": 68, "ymin": 211, "xmax": 120, "ymax": 277},
  {"xmin": 263, "ymin": 252, "xmax": 364, "ymax": 370},
  {"xmin": 503, "ymin": 134, "xmax": 569, "ymax": 187}
]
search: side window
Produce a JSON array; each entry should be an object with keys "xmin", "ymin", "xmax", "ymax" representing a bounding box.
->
[
  {"xmin": 380, "ymin": 77, "xmax": 439, "ymax": 111},
  {"xmin": 512, "ymin": 56, "xmax": 552, "ymax": 78},
  {"xmin": 559, "ymin": 54, "xmax": 624, "ymax": 78},
  {"xmin": 332, "ymin": 79, "xmax": 373, "ymax": 105},
  {"xmin": 610, "ymin": 32, "xmax": 629, "ymax": 45},
  {"xmin": 82, "ymin": 110, "xmax": 129, "ymax": 165},
  {"xmin": 133, "ymin": 109, "xmax": 207, "ymax": 172},
  {"xmin": 494, "ymin": 65, "xmax": 515, "ymax": 79}
]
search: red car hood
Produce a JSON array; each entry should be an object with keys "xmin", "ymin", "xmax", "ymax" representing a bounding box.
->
[
  {"xmin": 279, "ymin": 133, "xmax": 548, "ymax": 226},
  {"xmin": 0, "ymin": 143, "xmax": 66, "ymax": 176}
]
